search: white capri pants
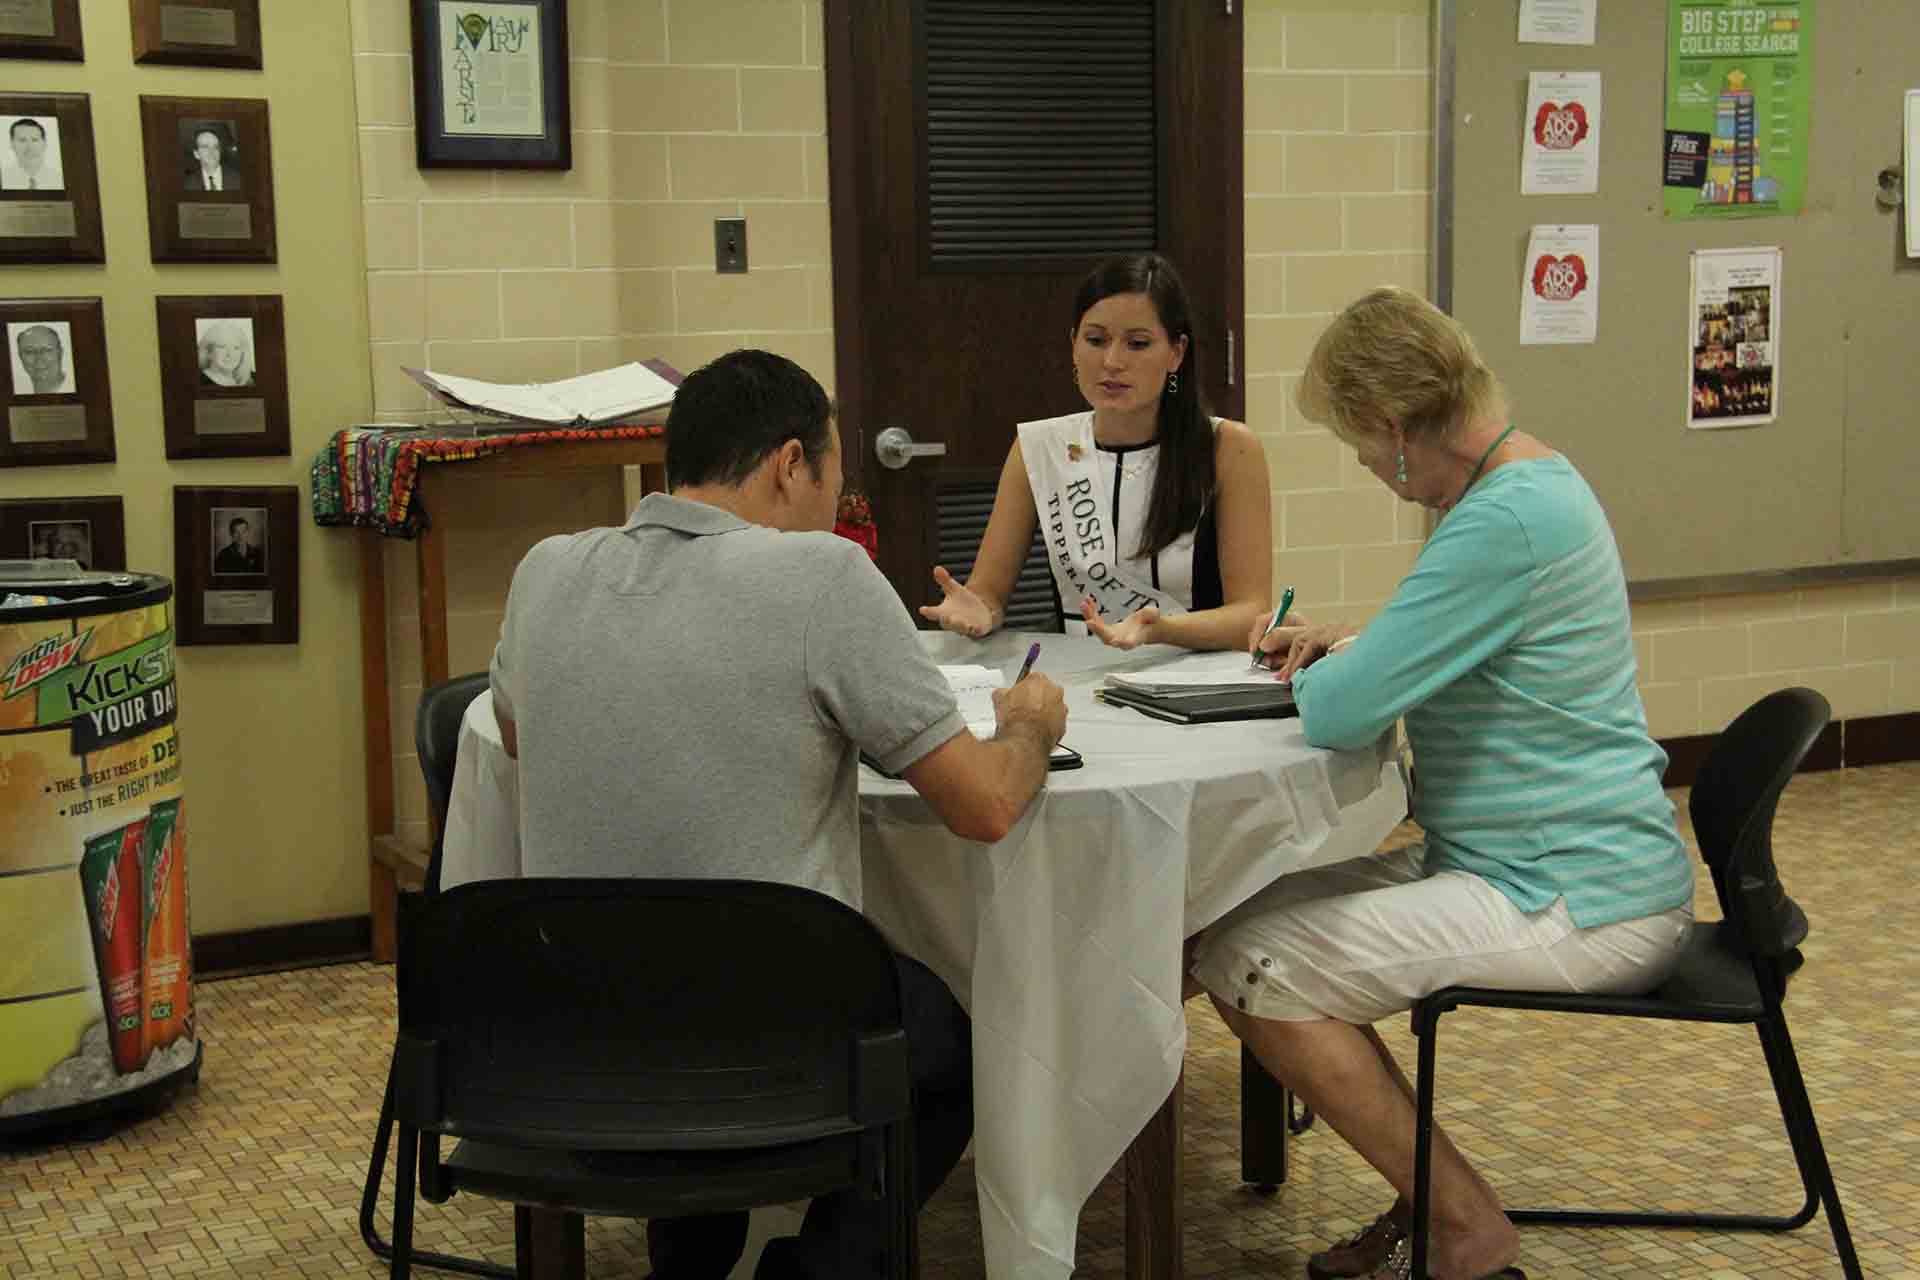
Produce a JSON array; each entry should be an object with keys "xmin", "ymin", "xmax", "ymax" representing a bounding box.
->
[{"xmin": 1190, "ymin": 846, "xmax": 1693, "ymax": 1026}]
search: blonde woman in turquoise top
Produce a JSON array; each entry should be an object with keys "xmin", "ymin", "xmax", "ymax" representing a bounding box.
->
[{"xmin": 1190, "ymin": 288, "xmax": 1693, "ymax": 1280}]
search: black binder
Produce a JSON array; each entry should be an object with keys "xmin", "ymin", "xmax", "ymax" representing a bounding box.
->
[{"xmin": 1095, "ymin": 683, "xmax": 1298, "ymax": 724}]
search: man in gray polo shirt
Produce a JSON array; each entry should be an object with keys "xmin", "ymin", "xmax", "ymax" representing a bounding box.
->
[{"xmin": 490, "ymin": 349, "xmax": 1066, "ymax": 1280}]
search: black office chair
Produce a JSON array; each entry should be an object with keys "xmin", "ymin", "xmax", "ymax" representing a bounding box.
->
[
  {"xmin": 386, "ymin": 877, "xmax": 917, "ymax": 1280},
  {"xmin": 1408, "ymin": 688, "xmax": 1861, "ymax": 1280},
  {"xmin": 361, "ymin": 672, "xmax": 512, "ymax": 1279}
]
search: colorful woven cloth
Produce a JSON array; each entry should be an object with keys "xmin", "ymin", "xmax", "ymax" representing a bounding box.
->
[{"xmin": 309, "ymin": 424, "xmax": 665, "ymax": 539}]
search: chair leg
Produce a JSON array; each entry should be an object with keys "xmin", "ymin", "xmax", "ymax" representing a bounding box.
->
[
  {"xmin": 1756, "ymin": 1012, "xmax": 1864, "ymax": 1280},
  {"xmin": 362, "ymin": 1054, "xmax": 516, "ymax": 1280},
  {"xmin": 1410, "ymin": 1012, "xmax": 1439, "ymax": 1280},
  {"xmin": 391, "ymin": 1123, "xmax": 418, "ymax": 1280},
  {"xmin": 1239, "ymin": 1046, "xmax": 1290, "ymax": 1193}
]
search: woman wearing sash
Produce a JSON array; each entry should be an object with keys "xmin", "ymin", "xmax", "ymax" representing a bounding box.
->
[{"xmin": 919, "ymin": 253, "xmax": 1277, "ymax": 651}]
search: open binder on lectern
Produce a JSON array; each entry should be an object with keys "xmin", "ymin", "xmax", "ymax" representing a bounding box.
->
[{"xmin": 404, "ymin": 359, "xmax": 682, "ymax": 427}]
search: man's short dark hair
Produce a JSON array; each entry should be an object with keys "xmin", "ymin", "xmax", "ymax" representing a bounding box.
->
[
  {"xmin": 228, "ymin": 517, "xmax": 249, "ymax": 536},
  {"xmin": 666, "ymin": 349, "xmax": 833, "ymax": 490},
  {"xmin": 10, "ymin": 119, "xmax": 45, "ymax": 140}
]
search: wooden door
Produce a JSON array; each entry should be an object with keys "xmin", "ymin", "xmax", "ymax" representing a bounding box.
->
[{"xmin": 825, "ymin": 0, "xmax": 1244, "ymax": 617}]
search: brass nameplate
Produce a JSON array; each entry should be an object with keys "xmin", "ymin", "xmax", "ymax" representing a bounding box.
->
[
  {"xmin": 8, "ymin": 403, "xmax": 86, "ymax": 444},
  {"xmin": 0, "ymin": 201, "xmax": 77, "ymax": 239},
  {"xmin": 194, "ymin": 397, "xmax": 267, "ymax": 435},
  {"xmin": 160, "ymin": 4, "xmax": 238, "ymax": 46},
  {"xmin": 179, "ymin": 203, "xmax": 251, "ymax": 240},
  {"xmin": 0, "ymin": 0, "xmax": 56, "ymax": 39},
  {"xmin": 204, "ymin": 590, "xmax": 273, "ymax": 627}
]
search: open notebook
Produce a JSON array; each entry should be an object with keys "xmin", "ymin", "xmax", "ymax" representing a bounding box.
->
[{"xmin": 861, "ymin": 663, "xmax": 1081, "ymax": 776}]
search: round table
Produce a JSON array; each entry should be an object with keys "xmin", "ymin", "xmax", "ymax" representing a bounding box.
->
[{"xmin": 440, "ymin": 632, "xmax": 1408, "ymax": 1280}]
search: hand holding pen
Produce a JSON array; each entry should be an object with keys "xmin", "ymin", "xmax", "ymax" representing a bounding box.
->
[{"xmin": 1250, "ymin": 587, "xmax": 1295, "ymax": 665}]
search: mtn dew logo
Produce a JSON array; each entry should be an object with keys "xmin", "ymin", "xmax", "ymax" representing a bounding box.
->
[
  {"xmin": 3, "ymin": 627, "xmax": 92, "ymax": 700},
  {"xmin": 98, "ymin": 860, "xmax": 123, "ymax": 941}
]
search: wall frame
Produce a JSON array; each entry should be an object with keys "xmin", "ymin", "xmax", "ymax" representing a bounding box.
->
[
  {"xmin": 0, "ymin": 494, "xmax": 125, "ymax": 570},
  {"xmin": 131, "ymin": 0, "xmax": 263, "ymax": 70},
  {"xmin": 173, "ymin": 484, "xmax": 298, "ymax": 645},
  {"xmin": 0, "ymin": 92, "xmax": 104, "ymax": 263},
  {"xmin": 139, "ymin": 94, "xmax": 276, "ymax": 263},
  {"xmin": 0, "ymin": 296, "xmax": 112, "ymax": 467},
  {"xmin": 155, "ymin": 294, "xmax": 288, "ymax": 459},
  {"xmin": 0, "ymin": 0, "xmax": 83, "ymax": 62},
  {"xmin": 409, "ymin": 0, "xmax": 571, "ymax": 170}
]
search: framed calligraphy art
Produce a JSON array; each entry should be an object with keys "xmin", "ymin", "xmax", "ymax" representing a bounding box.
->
[{"xmin": 409, "ymin": 0, "xmax": 570, "ymax": 170}]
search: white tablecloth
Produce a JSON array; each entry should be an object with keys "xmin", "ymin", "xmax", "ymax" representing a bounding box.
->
[{"xmin": 440, "ymin": 634, "xmax": 1407, "ymax": 1279}]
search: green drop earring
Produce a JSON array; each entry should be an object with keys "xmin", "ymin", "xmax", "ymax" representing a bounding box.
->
[{"xmin": 1394, "ymin": 451, "xmax": 1408, "ymax": 484}]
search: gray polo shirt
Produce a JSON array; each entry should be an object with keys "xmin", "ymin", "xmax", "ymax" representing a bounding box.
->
[{"xmin": 490, "ymin": 493, "xmax": 964, "ymax": 909}]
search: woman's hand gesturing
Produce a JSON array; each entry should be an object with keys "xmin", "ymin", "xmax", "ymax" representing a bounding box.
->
[{"xmin": 918, "ymin": 566, "xmax": 997, "ymax": 638}]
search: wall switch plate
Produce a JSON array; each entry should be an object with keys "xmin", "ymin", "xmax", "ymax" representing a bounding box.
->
[{"xmin": 715, "ymin": 217, "xmax": 747, "ymax": 273}]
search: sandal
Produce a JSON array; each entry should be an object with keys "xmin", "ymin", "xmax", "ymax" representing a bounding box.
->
[{"xmin": 1306, "ymin": 1205, "xmax": 1407, "ymax": 1280}]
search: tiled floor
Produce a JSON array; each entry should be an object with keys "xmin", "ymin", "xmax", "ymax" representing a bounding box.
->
[{"xmin": 4, "ymin": 763, "xmax": 1916, "ymax": 1279}]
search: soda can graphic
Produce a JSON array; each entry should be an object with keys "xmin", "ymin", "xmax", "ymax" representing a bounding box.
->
[
  {"xmin": 77, "ymin": 821, "xmax": 151, "ymax": 1077},
  {"xmin": 141, "ymin": 798, "xmax": 192, "ymax": 1053}
]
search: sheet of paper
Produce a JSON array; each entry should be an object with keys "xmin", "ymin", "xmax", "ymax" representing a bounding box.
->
[
  {"xmin": 1688, "ymin": 246, "xmax": 1781, "ymax": 429},
  {"xmin": 1522, "ymin": 70, "xmax": 1602, "ymax": 195},
  {"xmin": 939, "ymin": 664, "xmax": 1005, "ymax": 736},
  {"xmin": 542, "ymin": 363, "xmax": 679, "ymax": 420},
  {"xmin": 1520, "ymin": 224, "xmax": 1600, "ymax": 345},
  {"xmin": 1519, "ymin": 0, "xmax": 1597, "ymax": 45}
]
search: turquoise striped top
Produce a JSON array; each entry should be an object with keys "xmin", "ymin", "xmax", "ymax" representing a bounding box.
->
[{"xmin": 1291, "ymin": 455, "xmax": 1692, "ymax": 927}]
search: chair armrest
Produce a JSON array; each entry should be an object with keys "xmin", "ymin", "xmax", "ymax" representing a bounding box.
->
[{"xmin": 849, "ymin": 1028, "xmax": 911, "ymax": 1125}]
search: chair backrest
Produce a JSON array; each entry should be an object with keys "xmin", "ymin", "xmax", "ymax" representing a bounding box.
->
[
  {"xmin": 1687, "ymin": 686, "xmax": 1830, "ymax": 959},
  {"xmin": 414, "ymin": 672, "xmax": 491, "ymax": 895},
  {"xmin": 393, "ymin": 877, "xmax": 909, "ymax": 1153}
]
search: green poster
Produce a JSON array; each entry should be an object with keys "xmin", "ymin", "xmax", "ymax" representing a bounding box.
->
[{"xmin": 1663, "ymin": 0, "xmax": 1811, "ymax": 218}]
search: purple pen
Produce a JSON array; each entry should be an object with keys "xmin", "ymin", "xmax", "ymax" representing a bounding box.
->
[{"xmin": 1014, "ymin": 641, "xmax": 1041, "ymax": 683}]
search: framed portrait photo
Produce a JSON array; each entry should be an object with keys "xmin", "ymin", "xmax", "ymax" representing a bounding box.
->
[
  {"xmin": 0, "ymin": 92, "xmax": 104, "ymax": 263},
  {"xmin": 139, "ymin": 95, "xmax": 275, "ymax": 263},
  {"xmin": 155, "ymin": 294, "xmax": 288, "ymax": 459},
  {"xmin": 0, "ymin": 495, "xmax": 125, "ymax": 571},
  {"xmin": 131, "ymin": 0, "xmax": 263, "ymax": 69},
  {"xmin": 0, "ymin": 296, "xmax": 112, "ymax": 468},
  {"xmin": 0, "ymin": 0, "xmax": 84, "ymax": 62},
  {"xmin": 174, "ymin": 484, "xmax": 297, "ymax": 645},
  {"xmin": 410, "ymin": 0, "xmax": 570, "ymax": 170}
]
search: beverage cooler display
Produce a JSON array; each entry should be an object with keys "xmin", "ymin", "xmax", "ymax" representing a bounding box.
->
[{"xmin": 1, "ymin": 566, "xmax": 200, "ymax": 1135}]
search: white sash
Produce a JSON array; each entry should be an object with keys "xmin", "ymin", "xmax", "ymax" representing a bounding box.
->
[{"xmin": 1018, "ymin": 412, "xmax": 1185, "ymax": 622}]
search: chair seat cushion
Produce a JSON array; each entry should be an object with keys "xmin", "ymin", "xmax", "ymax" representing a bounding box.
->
[{"xmin": 443, "ymin": 1133, "xmax": 867, "ymax": 1219}]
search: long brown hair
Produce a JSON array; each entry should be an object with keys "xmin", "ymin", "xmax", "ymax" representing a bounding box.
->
[{"xmin": 1074, "ymin": 253, "xmax": 1215, "ymax": 559}]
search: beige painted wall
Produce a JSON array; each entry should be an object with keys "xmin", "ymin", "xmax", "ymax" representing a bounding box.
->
[
  {"xmin": 1244, "ymin": 0, "xmax": 1920, "ymax": 737},
  {"xmin": 350, "ymin": 0, "xmax": 832, "ymax": 850},
  {"xmin": 4, "ymin": 5, "xmax": 372, "ymax": 933},
  {"xmin": 344, "ymin": 0, "xmax": 1912, "ymax": 865}
]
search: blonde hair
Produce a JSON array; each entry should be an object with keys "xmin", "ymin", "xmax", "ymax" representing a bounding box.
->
[{"xmin": 1296, "ymin": 287, "xmax": 1504, "ymax": 447}]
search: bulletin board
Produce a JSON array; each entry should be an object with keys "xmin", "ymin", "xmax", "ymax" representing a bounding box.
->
[{"xmin": 1441, "ymin": 0, "xmax": 1919, "ymax": 588}]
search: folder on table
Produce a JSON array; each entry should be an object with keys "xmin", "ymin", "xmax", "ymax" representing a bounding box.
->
[{"xmin": 1095, "ymin": 682, "xmax": 1298, "ymax": 724}]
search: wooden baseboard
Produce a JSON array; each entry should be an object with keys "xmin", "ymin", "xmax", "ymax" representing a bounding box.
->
[
  {"xmin": 192, "ymin": 915, "xmax": 373, "ymax": 980},
  {"xmin": 1659, "ymin": 711, "xmax": 1918, "ymax": 788}
]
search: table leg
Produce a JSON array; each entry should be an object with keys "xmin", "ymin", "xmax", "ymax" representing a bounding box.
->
[
  {"xmin": 359, "ymin": 535, "xmax": 399, "ymax": 963},
  {"xmin": 1240, "ymin": 1046, "xmax": 1290, "ymax": 1192},
  {"xmin": 1125, "ymin": 1067, "xmax": 1184, "ymax": 1280},
  {"xmin": 515, "ymin": 1206, "xmax": 585, "ymax": 1280}
]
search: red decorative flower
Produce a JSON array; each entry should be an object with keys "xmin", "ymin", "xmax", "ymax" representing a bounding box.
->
[{"xmin": 834, "ymin": 490, "xmax": 878, "ymax": 561}]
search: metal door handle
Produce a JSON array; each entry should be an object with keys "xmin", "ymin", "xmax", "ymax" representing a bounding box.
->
[{"xmin": 874, "ymin": 426, "xmax": 946, "ymax": 470}]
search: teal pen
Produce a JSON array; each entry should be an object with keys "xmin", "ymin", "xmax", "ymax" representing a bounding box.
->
[{"xmin": 1251, "ymin": 587, "xmax": 1295, "ymax": 660}]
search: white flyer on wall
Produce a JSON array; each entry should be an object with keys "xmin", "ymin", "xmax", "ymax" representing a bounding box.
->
[
  {"xmin": 1688, "ymin": 247, "xmax": 1780, "ymax": 429},
  {"xmin": 439, "ymin": 1, "xmax": 544, "ymax": 138},
  {"xmin": 1905, "ymin": 90, "xmax": 1918, "ymax": 259},
  {"xmin": 1519, "ymin": 0, "xmax": 1597, "ymax": 45},
  {"xmin": 1520, "ymin": 225, "xmax": 1599, "ymax": 345},
  {"xmin": 1522, "ymin": 70, "xmax": 1602, "ymax": 194}
]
